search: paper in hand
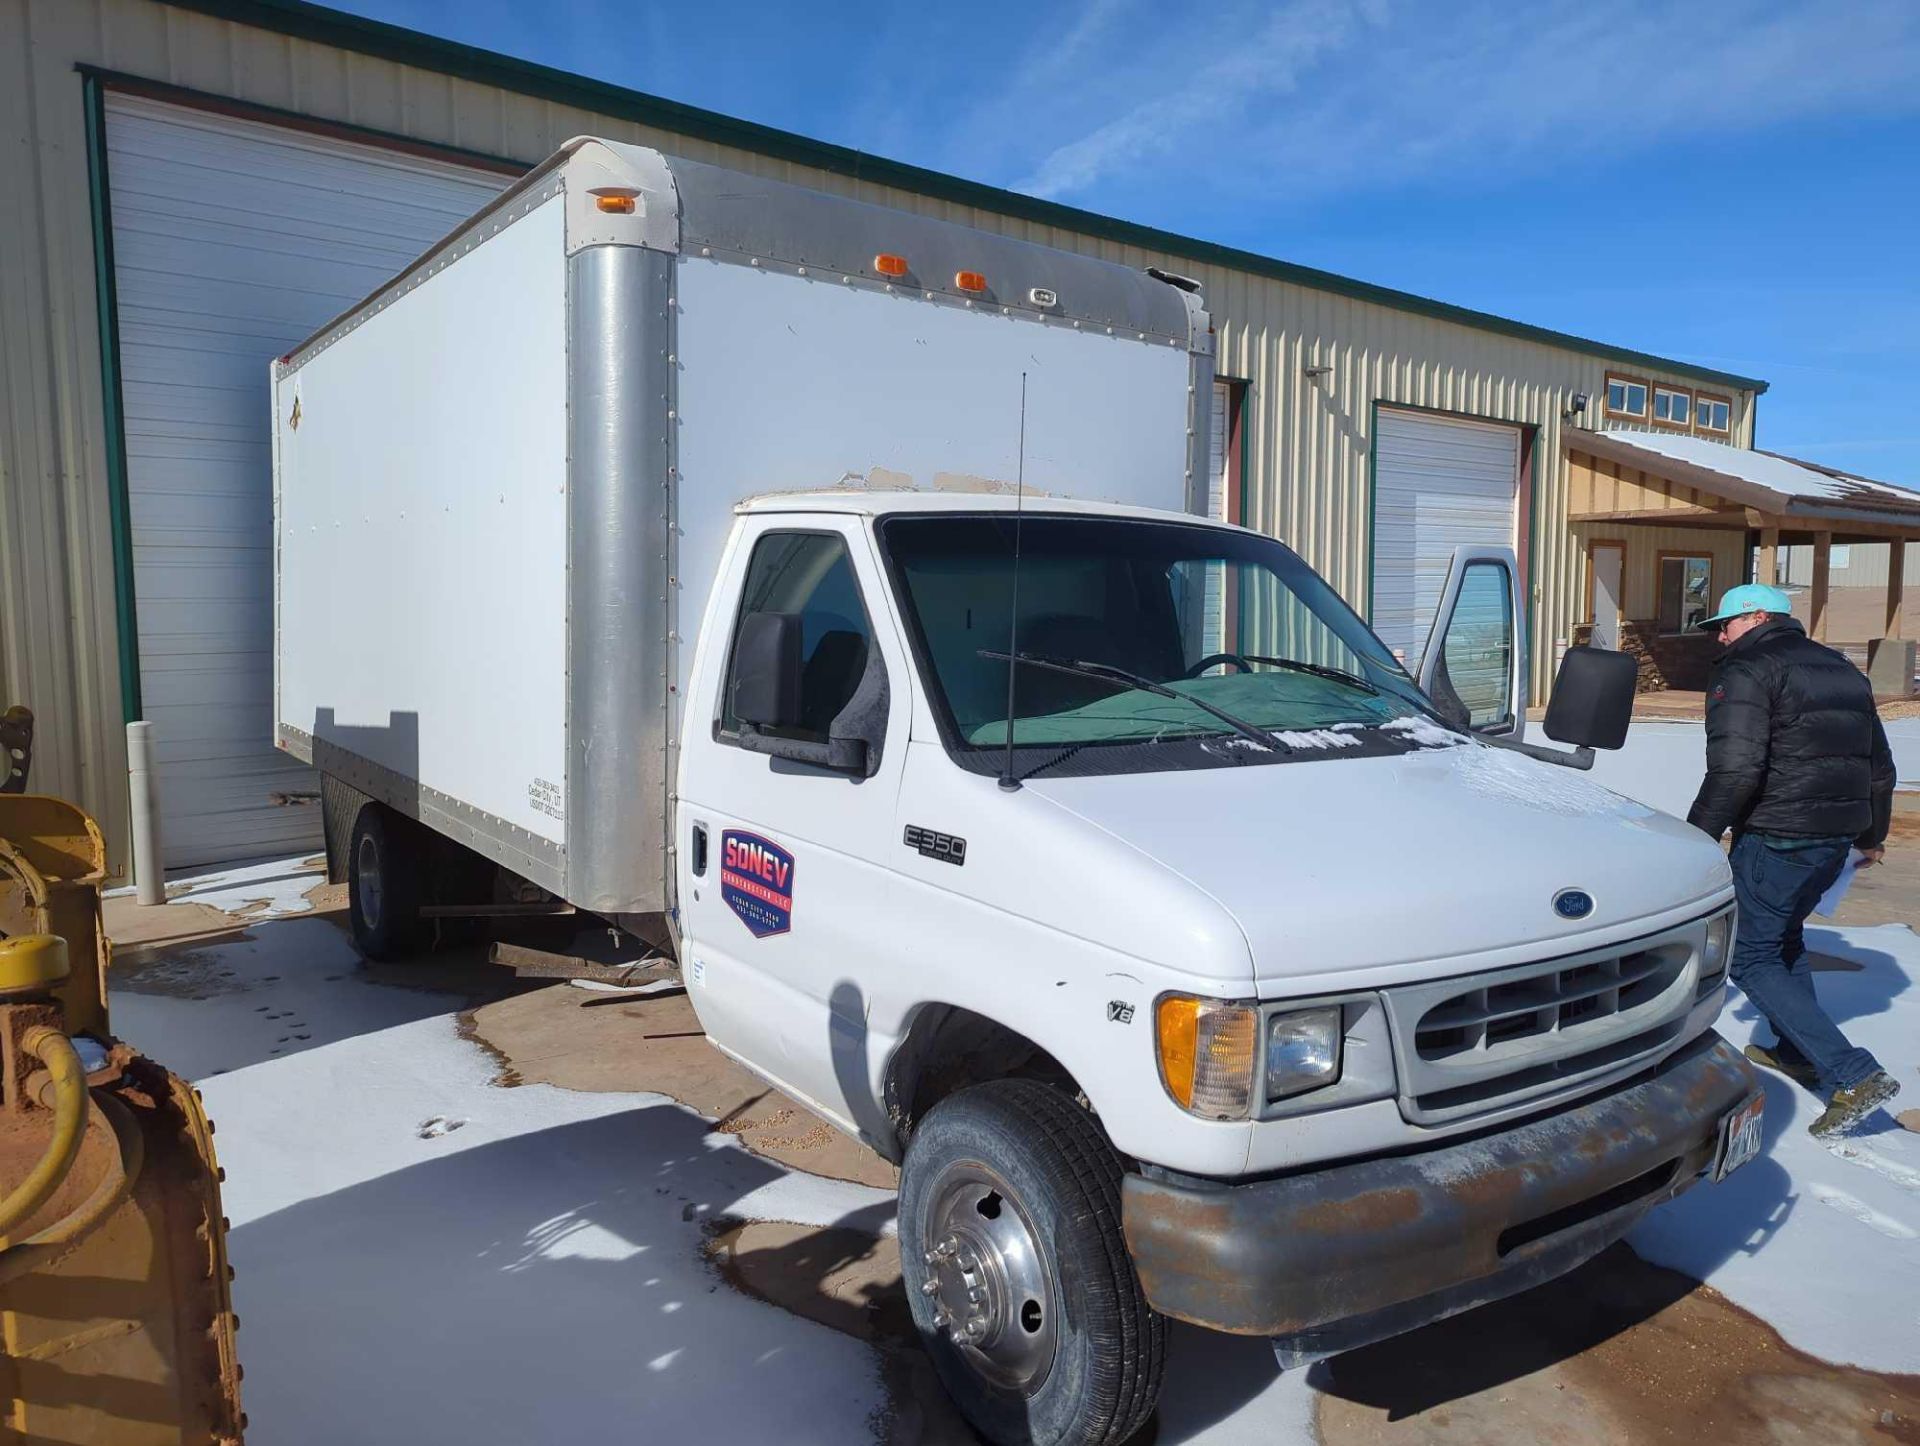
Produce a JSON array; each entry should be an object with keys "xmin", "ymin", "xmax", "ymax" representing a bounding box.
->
[{"xmin": 1813, "ymin": 850, "xmax": 1864, "ymax": 918}]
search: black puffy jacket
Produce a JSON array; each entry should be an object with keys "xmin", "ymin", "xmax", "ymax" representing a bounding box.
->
[{"xmin": 1687, "ymin": 617, "xmax": 1896, "ymax": 846}]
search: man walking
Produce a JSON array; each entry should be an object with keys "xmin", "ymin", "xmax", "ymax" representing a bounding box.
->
[{"xmin": 1687, "ymin": 582, "xmax": 1899, "ymax": 1138}]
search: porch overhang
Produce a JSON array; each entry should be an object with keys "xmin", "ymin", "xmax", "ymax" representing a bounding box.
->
[
  {"xmin": 1565, "ymin": 429, "xmax": 1920, "ymax": 684},
  {"xmin": 1567, "ymin": 429, "xmax": 1920, "ymax": 541}
]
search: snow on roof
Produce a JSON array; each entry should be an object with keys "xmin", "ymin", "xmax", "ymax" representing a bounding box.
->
[{"xmin": 1599, "ymin": 429, "xmax": 1920, "ymax": 512}]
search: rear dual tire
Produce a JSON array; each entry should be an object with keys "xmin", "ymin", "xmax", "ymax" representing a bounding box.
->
[
  {"xmin": 347, "ymin": 805, "xmax": 425, "ymax": 961},
  {"xmin": 899, "ymin": 1080, "xmax": 1165, "ymax": 1446}
]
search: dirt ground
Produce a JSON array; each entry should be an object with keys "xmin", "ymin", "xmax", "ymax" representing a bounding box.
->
[
  {"xmin": 463, "ymin": 976, "xmax": 1920, "ymax": 1446},
  {"xmin": 465, "ymin": 985, "xmax": 898, "ymax": 1190},
  {"xmin": 102, "ymin": 862, "xmax": 1920, "ymax": 1446}
]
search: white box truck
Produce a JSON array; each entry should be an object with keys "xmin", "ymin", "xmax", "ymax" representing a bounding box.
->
[{"xmin": 274, "ymin": 138, "xmax": 1761, "ymax": 1446}]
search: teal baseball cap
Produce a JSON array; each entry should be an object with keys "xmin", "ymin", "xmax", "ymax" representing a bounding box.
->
[{"xmin": 1697, "ymin": 582, "xmax": 1792, "ymax": 630}]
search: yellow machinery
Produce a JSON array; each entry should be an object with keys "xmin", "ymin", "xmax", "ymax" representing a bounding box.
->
[{"xmin": 0, "ymin": 784, "xmax": 243, "ymax": 1443}]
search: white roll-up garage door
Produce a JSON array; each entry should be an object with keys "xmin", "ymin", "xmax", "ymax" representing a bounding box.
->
[
  {"xmin": 1370, "ymin": 409, "xmax": 1520, "ymax": 664},
  {"xmin": 105, "ymin": 94, "xmax": 507, "ymax": 867}
]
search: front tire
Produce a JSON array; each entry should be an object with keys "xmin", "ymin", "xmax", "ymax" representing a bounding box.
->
[
  {"xmin": 898, "ymin": 1081, "xmax": 1165, "ymax": 1446},
  {"xmin": 347, "ymin": 805, "xmax": 425, "ymax": 961}
]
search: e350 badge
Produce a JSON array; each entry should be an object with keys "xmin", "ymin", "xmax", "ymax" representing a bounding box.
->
[{"xmin": 721, "ymin": 830, "xmax": 794, "ymax": 938}]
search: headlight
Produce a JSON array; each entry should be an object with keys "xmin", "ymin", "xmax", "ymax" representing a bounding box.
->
[
  {"xmin": 1703, "ymin": 912, "xmax": 1734, "ymax": 980},
  {"xmin": 1155, "ymin": 996, "xmax": 1256, "ymax": 1119},
  {"xmin": 1266, "ymin": 1007, "xmax": 1343, "ymax": 1101}
]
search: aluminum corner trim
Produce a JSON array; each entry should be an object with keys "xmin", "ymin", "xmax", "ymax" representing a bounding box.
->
[
  {"xmin": 563, "ymin": 139, "xmax": 681, "ymax": 255},
  {"xmin": 566, "ymin": 245, "xmax": 674, "ymax": 912}
]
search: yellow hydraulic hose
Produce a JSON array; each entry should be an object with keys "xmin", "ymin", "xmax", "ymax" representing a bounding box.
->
[
  {"xmin": 0, "ymin": 1024, "xmax": 88, "ymax": 1248},
  {"xmin": 0, "ymin": 1089, "xmax": 142, "ymax": 1287}
]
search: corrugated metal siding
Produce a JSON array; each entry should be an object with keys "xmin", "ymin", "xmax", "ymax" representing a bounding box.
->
[{"xmin": 0, "ymin": 0, "xmax": 1762, "ymax": 867}]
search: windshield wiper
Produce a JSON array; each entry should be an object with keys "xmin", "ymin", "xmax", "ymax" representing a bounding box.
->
[
  {"xmin": 1238, "ymin": 654, "xmax": 1379, "ymax": 696},
  {"xmin": 977, "ymin": 650, "xmax": 1293, "ymax": 760}
]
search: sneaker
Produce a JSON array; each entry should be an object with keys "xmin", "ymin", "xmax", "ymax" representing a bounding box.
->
[
  {"xmin": 1744, "ymin": 1043, "xmax": 1821, "ymax": 1091},
  {"xmin": 1808, "ymin": 1070, "xmax": 1901, "ymax": 1140}
]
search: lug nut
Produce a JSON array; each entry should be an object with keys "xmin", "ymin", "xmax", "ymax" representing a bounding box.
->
[{"xmin": 920, "ymin": 1279, "xmax": 940, "ymax": 1296}]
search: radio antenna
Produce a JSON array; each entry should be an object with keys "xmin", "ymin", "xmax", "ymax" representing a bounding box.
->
[{"xmin": 998, "ymin": 372, "xmax": 1028, "ymax": 792}]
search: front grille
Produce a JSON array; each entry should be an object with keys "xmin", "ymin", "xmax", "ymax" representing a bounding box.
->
[
  {"xmin": 1414, "ymin": 944, "xmax": 1690, "ymax": 1061},
  {"xmin": 1383, "ymin": 918, "xmax": 1712, "ymax": 1125}
]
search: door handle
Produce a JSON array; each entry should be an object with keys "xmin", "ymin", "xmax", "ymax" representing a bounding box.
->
[{"xmin": 691, "ymin": 823, "xmax": 708, "ymax": 877}]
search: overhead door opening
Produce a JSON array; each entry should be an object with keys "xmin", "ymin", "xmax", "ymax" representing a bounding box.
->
[
  {"xmin": 1370, "ymin": 408, "xmax": 1521, "ymax": 667},
  {"xmin": 102, "ymin": 92, "xmax": 508, "ymax": 867}
]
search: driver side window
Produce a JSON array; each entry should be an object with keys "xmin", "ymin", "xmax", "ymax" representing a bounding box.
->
[{"xmin": 720, "ymin": 531, "xmax": 874, "ymax": 744}]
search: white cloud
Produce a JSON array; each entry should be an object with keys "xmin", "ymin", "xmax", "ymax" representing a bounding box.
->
[
  {"xmin": 1000, "ymin": 0, "xmax": 1920, "ymax": 203},
  {"xmin": 1016, "ymin": 0, "xmax": 1383, "ymax": 198}
]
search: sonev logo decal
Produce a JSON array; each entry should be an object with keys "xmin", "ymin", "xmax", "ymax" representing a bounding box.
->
[{"xmin": 720, "ymin": 830, "xmax": 794, "ymax": 938}]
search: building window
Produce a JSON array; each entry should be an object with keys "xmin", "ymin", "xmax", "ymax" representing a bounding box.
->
[
  {"xmin": 1605, "ymin": 374, "xmax": 1648, "ymax": 419},
  {"xmin": 1695, "ymin": 394, "xmax": 1731, "ymax": 434},
  {"xmin": 1652, "ymin": 386, "xmax": 1692, "ymax": 428},
  {"xmin": 1658, "ymin": 554, "xmax": 1713, "ymax": 634}
]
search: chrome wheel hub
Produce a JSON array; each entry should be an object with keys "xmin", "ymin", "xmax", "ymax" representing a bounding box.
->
[
  {"xmin": 918, "ymin": 1162, "xmax": 1057, "ymax": 1394},
  {"xmin": 356, "ymin": 834, "xmax": 383, "ymax": 929}
]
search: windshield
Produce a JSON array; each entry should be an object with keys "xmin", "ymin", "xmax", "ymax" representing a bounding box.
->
[{"xmin": 878, "ymin": 512, "xmax": 1445, "ymax": 775}]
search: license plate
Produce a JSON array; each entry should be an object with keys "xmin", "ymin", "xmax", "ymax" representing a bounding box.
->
[{"xmin": 1715, "ymin": 1094, "xmax": 1765, "ymax": 1181}]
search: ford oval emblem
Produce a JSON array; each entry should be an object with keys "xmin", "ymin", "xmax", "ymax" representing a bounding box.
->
[{"xmin": 1553, "ymin": 889, "xmax": 1595, "ymax": 921}]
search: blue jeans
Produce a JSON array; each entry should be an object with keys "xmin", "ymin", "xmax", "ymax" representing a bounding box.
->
[{"xmin": 1728, "ymin": 832, "xmax": 1881, "ymax": 1093}]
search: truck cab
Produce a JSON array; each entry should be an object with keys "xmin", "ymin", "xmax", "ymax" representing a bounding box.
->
[{"xmin": 676, "ymin": 490, "xmax": 1757, "ymax": 1446}]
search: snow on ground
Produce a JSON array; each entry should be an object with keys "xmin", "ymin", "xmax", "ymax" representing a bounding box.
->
[
  {"xmin": 110, "ymin": 907, "xmax": 1314, "ymax": 1445},
  {"xmin": 107, "ymin": 853, "xmax": 325, "ymax": 919},
  {"xmin": 208, "ymin": 1017, "xmax": 897, "ymax": 1445},
  {"xmin": 102, "ymin": 718, "xmax": 1919, "ymax": 1440},
  {"xmin": 1630, "ymin": 921, "xmax": 1920, "ymax": 1373},
  {"xmin": 112, "ymin": 916, "xmax": 442, "ymax": 1081},
  {"xmin": 1592, "ymin": 716, "xmax": 1920, "ymax": 1372},
  {"xmin": 1588, "ymin": 716, "xmax": 1920, "ymax": 816}
]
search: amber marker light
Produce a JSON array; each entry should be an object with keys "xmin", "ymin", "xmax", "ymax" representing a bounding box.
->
[
  {"xmin": 593, "ymin": 191, "xmax": 637, "ymax": 214},
  {"xmin": 954, "ymin": 270, "xmax": 988, "ymax": 293},
  {"xmin": 1155, "ymin": 995, "xmax": 1257, "ymax": 1118},
  {"xmin": 873, "ymin": 253, "xmax": 910, "ymax": 277}
]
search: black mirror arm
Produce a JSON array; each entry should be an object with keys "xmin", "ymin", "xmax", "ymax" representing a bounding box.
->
[
  {"xmin": 735, "ymin": 725, "xmax": 864, "ymax": 775},
  {"xmin": 1478, "ymin": 734, "xmax": 1598, "ymax": 771}
]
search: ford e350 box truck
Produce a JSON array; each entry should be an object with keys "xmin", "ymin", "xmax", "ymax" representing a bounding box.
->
[{"xmin": 272, "ymin": 137, "xmax": 1762, "ymax": 1446}]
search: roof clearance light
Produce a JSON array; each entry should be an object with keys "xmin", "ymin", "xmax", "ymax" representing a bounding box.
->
[
  {"xmin": 593, "ymin": 190, "xmax": 638, "ymax": 214},
  {"xmin": 873, "ymin": 253, "xmax": 910, "ymax": 277},
  {"xmin": 955, "ymin": 270, "xmax": 988, "ymax": 293}
]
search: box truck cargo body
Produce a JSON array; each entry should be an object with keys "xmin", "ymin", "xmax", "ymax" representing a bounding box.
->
[
  {"xmin": 274, "ymin": 139, "xmax": 1761, "ymax": 1446},
  {"xmin": 273, "ymin": 137, "xmax": 1212, "ymax": 918}
]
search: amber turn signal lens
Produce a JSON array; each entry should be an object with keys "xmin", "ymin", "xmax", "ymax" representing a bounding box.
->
[
  {"xmin": 1156, "ymin": 995, "xmax": 1257, "ymax": 1119},
  {"xmin": 954, "ymin": 270, "xmax": 988, "ymax": 293},
  {"xmin": 873, "ymin": 253, "xmax": 909, "ymax": 277},
  {"xmin": 594, "ymin": 194, "xmax": 637, "ymax": 214}
]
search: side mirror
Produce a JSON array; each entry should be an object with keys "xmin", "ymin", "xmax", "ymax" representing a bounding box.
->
[
  {"xmin": 1544, "ymin": 646, "xmax": 1636, "ymax": 752},
  {"xmin": 731, "ymin": 612, "xmax": 803, "ymax": 729}
]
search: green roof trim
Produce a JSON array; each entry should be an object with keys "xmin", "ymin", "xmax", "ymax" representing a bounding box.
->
[{"xmin": 155, "ymin": 0, "xmax": 1769, "ymax": 396}]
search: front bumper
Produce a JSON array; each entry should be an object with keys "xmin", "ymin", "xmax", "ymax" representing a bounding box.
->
[{"xmin": 1121, "ymin": 1031, "xmax": 1756, "ymax": 1358}]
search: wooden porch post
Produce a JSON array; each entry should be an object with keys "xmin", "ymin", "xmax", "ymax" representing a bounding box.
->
[
  {"xmin": 1811, "ymin": 531, "xmax": 1832, "ymax": 641},
  {"xmin": 1755, "ymin": 527, "xmax": 1779, "ymax": 587},
  {"xmin": 1889, "ymin": 541, "xmax": 1908, "ymax": 640}
]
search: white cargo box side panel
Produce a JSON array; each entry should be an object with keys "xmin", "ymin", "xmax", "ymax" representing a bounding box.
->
[
  {"xmin": 673, "ymin": 258, "xmax": 1194, "ymax": 696},
  {"xmin": 276, "ymin": 195, "xmax": 569, "ymax": 851}
]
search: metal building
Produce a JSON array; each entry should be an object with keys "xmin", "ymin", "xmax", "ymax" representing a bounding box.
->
[{"xmin": 1, "ymin": 0, "xmax": 1768, "ymax": 871}]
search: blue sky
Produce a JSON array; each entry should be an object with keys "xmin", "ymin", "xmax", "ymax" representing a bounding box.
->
[{"xmin": 339, "ymin": 0, "xmax": 1920, "ymax": 481}]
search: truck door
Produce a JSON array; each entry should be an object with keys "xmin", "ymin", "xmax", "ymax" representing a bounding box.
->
[
  {"xmin": 676, "ymin": 516, "xmax": 910, "ymax": 1140},
  {"xmin": 1415, "ymin": 544, "xmax": 1528, "ymax": 741}
]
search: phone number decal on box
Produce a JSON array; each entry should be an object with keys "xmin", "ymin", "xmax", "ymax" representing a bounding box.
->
[{"xmin": 720, "ymin": 830, "xmax": 795, "ymax": 938}]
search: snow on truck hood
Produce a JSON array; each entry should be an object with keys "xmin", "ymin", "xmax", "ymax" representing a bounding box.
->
[{"xmin": 1024, "ymin": 735, "xmax": 1732, "ymax": 995}]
